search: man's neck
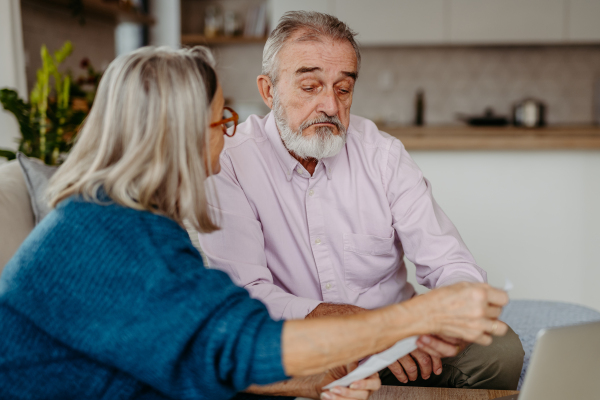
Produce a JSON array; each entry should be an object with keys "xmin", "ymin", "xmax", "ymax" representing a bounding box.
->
[{"xmin": 290, "ymin": 151, "xmax": 318, "ymax": 176}]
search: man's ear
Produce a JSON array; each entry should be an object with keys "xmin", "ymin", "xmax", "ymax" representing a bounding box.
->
[{"xmin": 257, "ymin": 75, "xmax": 274, "ymax": 109}]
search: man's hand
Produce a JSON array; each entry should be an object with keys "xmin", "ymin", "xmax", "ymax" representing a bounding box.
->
[
  {"xmin": 305, "ymin": 289, "xmax": 492, "ymax": 384},
  {"xmin": 386, "ymin": 335, "xmax": 470, "ymax": 383},
  {"xmin": 307, "ymin": 304, "xmax": 448, "ymax": 383},
  {"xmin": 387, "ymin": 348, "xmax": 441, "ymax": 383},
  {"xmin": 318, "ymin": 362, "xmax": 381, "ymax": 400},
  {"xmin": 306, "ymin": 304, "xmax": 451, "ymax": 383}
]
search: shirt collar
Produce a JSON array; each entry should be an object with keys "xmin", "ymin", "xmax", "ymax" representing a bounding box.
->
[
  {"xmin": 265, "ymin": 112, "xmax": 299, "ymax": 181},
  {"xmin": 321, "ymin": 155, "xmax": 337, "ymax": 180},
  {"xmin": 264, "ymin": 111, "xmax": 347, "ymax": 181}
]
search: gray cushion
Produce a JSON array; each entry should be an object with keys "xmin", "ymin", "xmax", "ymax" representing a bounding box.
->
[
  {"xmin": 500, "ymin": 300, "xmax": 600, "ymax": 389},
  {"xmin": 17, "ymin": 152, "xmax": 58, "ymax": 224},
  {"xmin": 0, "ymin": 160, "xmax": 35, "ymax": 271}
]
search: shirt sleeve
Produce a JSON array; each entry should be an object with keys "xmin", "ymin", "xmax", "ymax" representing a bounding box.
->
[
  {"xmin": 383, "ymin": 138, "xmax": 487, "ymax": 288},
  {"xmin": 2, "ymin": 203, "xmax": 289, "ymax": 400},
  {"xmin": 198, "ymin": 153, "xmax": 322, "ymax": 321}
]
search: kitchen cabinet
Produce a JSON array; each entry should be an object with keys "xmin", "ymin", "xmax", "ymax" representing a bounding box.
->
[
  {"xmin": 406, "ymin": 149, "xmax": 600, "ymax": 312},
  {"xmin": 268, "ymin": 0, "xmax": 335, "ymax": 32},
  {"xmin": 267, "ymin": 0, "xmax": 600, "ymax": 46},
  {"xmin": 567, "ymin": 0, "xmax": 600, "ymax": 42},
  {"xmin": 269, "ymin": 0, "xmax": 446, "ymax": 45},
  {"xmin": 334, "ymin": 0, "xmax": 446, "ymax": 45},
  {"xmin": 448, "ymin": 0, "xmax": 564, "ymax": 44}
]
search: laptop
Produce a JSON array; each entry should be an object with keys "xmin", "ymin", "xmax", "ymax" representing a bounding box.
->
[{"xmin": 496, "ymin": 321, "xmax": 600, "ymax": 400}]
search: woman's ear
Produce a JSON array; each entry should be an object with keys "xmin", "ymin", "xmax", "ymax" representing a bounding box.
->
[{"xmin": 257, "ymin": 75, "xmax": 274, "ymax": 109}]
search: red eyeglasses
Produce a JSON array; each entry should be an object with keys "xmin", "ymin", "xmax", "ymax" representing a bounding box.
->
[{"xmin": 210, "ymin": 106, "xmax": 239, "ymax": 137}]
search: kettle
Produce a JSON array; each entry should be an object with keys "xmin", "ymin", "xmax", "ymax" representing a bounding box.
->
[{"xmin": 513, "ymin": 98, "xmax": 546, "ymax": 127}]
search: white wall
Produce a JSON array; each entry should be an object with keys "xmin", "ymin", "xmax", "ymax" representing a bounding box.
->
[
  {"xmin": 0, "ymin": 0, "xmax": 27, "ymax": 152},
  {"xmin": 149, "ymin": 0, "xmax": 181, "ymax": 48},
  {"xmin": 403, "ymin": 150, "xmax": 600, "ymax": 312}
]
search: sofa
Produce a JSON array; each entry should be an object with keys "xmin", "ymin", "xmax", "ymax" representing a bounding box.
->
[
  {"xmin": 0, "ymin": 160, "xmax": 35, "ymax": 268},
  {"xmin": 1, "ymin": 157, "xmax": 599, "ymax": 390},
  {"xmin": 0, "ymin": 158, "xmax": 204, "ymax": 267}
]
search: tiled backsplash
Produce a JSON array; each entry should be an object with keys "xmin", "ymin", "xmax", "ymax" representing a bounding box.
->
[{"xmin": 214, "ymin": 44, "xmax": 600, "ymax": 126}]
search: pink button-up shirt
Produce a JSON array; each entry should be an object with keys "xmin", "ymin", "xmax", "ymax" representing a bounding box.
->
[{"xmin": 198, "ymin": 112, "xmax": 486, "ymax": 321}]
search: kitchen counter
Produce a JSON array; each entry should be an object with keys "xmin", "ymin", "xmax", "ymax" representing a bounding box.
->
[{"xmin": 380, "ymin": 126, "xmax": 600, "ymax": 150}]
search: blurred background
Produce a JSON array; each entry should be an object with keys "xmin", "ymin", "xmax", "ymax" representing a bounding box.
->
[{"xmin": 2, "ymin": 0, "xmax": 600, "ymax": 311}]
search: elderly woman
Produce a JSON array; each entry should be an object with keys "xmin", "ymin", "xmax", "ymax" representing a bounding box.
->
[{"xmin": 0, "ymin": 47, "xmax": 509, "ymax": 400}]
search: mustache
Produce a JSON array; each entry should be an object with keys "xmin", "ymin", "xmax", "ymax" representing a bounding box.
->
[{"xmin": 299, "ymin": 115, "xmax": 346, "ymax": 135}]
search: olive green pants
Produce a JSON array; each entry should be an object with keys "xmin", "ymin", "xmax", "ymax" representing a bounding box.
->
[{"xmin": 379, "ymin": 325, "xmax": 524, "ymax": 390}]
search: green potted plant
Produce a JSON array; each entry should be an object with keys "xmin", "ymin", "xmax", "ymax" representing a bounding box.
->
[{"xmin": 0, "ymin": 41, "xmax": 100, "ymax": 165}]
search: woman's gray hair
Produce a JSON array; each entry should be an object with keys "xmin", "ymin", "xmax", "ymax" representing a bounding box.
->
[
  {"xmin": 262, "ymin": 11, "xmax": 361, "ymax": 85},
  {"xmin": 47, "ymin": 46, "xmax": 221, "ymax": 233}
]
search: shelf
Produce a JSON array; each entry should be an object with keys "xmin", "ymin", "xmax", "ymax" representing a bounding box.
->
[
  {"xmin": 181, "ymin": 34, "xmax": 268, "ymax": 46},
  {"xmin": 82, "ymin": 0, "xmax": 154, "ymax": 25},
  {"xmin": 380, "ymin": 125, "xmax": 600, "ymax": 150},
  {"xmin": 23, "ymin": 0, "xmax": 154, "ymax": 25}
]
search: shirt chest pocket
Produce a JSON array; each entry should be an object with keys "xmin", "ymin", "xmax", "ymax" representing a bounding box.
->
[{"xmin": 343, "ymin": 232, "xmax": 400, "ymax": 292}]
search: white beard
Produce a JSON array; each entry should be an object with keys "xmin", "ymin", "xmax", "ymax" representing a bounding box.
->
[{"xmin": 272, "ymin": 91, "xmax": 347, "ymax": 160}]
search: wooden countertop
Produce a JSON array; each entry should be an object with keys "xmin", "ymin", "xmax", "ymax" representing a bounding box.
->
[
  {"xmin": 371, "ymin": 386, "xmax": 519, "ymax": 399},
  {"xmin": 380, "ymin": 125, "xmax": 600, "ymax": 150}
]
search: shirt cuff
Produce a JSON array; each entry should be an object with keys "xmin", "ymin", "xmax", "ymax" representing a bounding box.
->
[{"xmin": 436, "ymin": 271, "xmax": 486, "ymax": 287}]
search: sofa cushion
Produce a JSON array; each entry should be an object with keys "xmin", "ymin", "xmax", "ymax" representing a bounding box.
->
[
  {"xmin": 0, "ymin": 160, "xmax": 35, "ymax": 270},
  {"xmin": 500, "ymin": 299, "xmax": 600, "ymax": 389},
  {"xmin": 17, "ymin": 153, "xmax": 58, "ymax": 224}
]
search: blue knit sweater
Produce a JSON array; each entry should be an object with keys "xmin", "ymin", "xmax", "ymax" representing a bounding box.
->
[{"xmin": 0, "ymin": 196, "xmax": 288, "ymax": 400}]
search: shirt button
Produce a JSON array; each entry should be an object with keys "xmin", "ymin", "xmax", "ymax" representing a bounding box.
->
[
  {"xmin": 314, "ymin": 238, "xmax": 321, "ymax": 245},
  {"xmin": 325, "ymin": 283, "xmax": 332, "ymax": 290},
  {"xmin": 308, "ymin": 189, "xmax": 314, "ymax": 196}
]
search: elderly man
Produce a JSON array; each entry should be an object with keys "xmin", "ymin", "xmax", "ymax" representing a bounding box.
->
[{"xmin": 199, "ymin": 11, "xmax": 524, "ymax": 390}]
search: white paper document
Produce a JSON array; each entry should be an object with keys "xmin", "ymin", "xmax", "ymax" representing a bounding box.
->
[{"xmin": 322, "ymin": 335, "xmax": 418, "ymax": 389}]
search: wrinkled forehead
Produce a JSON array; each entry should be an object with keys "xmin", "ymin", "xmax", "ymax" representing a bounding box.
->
[{"xmin": 277, "ymin": 31, "xmax": 358, "ymax": 80}]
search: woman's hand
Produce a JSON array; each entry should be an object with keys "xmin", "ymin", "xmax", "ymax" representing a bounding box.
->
[
  {"xmin": 409, "ymin": 282, "xmax": 509, "ymax": 346},
  {"xmin": 244, "ymin": 362, "xmax": 380, "ymax": 399},
  {"xmin": 281, "ymin": 282, "xmax": 508, "ymax": 379},
  {"xmin": 385, "ymin": 283, "xmax": 508, "ymax": 383},
  {"xmin": 317, "ymin": 362, "xmax": 381, "ymax": 400}
]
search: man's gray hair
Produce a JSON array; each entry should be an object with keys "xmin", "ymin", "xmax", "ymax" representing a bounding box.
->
[{"xmin": 262, "ymin": 11, "xmax": 361, "ymax": 85}]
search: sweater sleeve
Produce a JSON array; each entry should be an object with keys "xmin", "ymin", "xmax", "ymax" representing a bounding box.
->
[{"xmin": 0, "ymin": 200, "xmax": 288, "ymax": 400}]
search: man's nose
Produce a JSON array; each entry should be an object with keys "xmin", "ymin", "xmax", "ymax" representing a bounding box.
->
[{"xmin": 316, "ymin": 87, "xmax": 340, "ymax": 117}]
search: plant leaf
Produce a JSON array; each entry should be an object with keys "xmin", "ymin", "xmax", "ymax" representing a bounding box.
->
[{"xmin": 0, "ymin": 149, "xmax": 16, "ymax": 161}]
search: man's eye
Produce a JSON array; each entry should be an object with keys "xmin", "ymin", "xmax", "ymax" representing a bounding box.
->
[{"xmin": 302, "ymin": 87, "xmax": 314, "ymax": 92}]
